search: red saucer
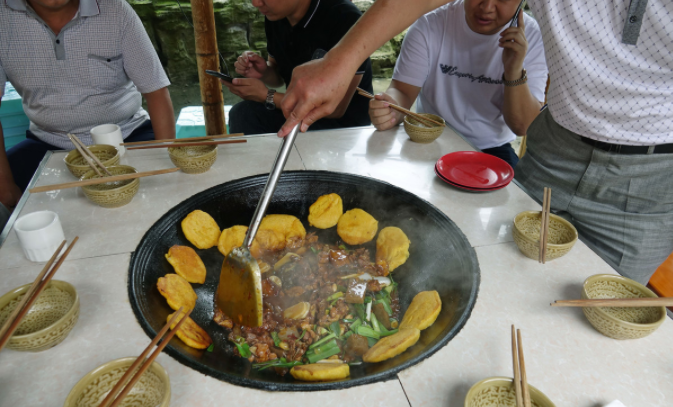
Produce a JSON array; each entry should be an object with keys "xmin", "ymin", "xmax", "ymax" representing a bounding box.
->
[
  {"xmin": 435, "ymin": 166, "xmax": 508, "ymax": 192},
  {"xmin": 435, "ymin": 151, "xmax": 513, "ymax": 189}
]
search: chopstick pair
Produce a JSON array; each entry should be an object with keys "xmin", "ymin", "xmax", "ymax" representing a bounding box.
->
[
  {"xmin": 119, "ymin": 133, "xmax": 244, "ymax": 146},
  {"xmin": 356, "ymin": 87, "xmax": 446, "ymax": 128},
  {"xmin": 538, "ymin": 187, "xmax": 552, "ymax": 263},
  {"xmin": 551, "ymin": 297, "xmax": 673, "ymax": 308},
  {"xmin": 67, "ymin": 133, "xmax": 113, "ymax": 177},
  {"xmin": 98, "ymin": 307, "xmax": 193, "ymax": 407},
  {"xmin": 126, "ymin": 139, "xmax": 247, "ymax": 151},
  {"xmin": 28, "ymin": 167, "xmax": 180, "ymax": 193},
  {"xmin": 0, "ymin": 237, "xmax": 78, "ymax": 353},
  {"xmin": 511, "ymin": 325, "xmax": 531, "ymax": 407}
]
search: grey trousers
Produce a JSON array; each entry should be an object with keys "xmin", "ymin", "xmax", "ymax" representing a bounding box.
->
[{"xmin": 515, "ymin": 109, "xmax": 673, "ymax": 285}]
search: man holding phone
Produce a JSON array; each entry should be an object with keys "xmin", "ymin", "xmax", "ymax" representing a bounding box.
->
[{"xmin": 220, "ymin": 0, "xmax": 373, "ymax": 135}]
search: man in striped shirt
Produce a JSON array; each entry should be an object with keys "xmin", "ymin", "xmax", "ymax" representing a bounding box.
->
[{"xmin": 0, "ymin": 0, "xmax": 175, "ymax": 215}]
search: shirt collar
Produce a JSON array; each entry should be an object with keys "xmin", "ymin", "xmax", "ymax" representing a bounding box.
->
[
  {"xmin": 296, "ymin": 0, "xmax": 321, "ymax": 29},
  {"xmin": 4, "ymin": 0, "xmax": 100, "ymax": 17}
]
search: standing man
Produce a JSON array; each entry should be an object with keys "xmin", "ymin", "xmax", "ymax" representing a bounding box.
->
[
  {"xmin": 369, "ymin": 0, "xmax": 547, "ymax": 168},
  {"xmin": 0, "ymin": 0, "xmax": 175, "ymax": 218},
  {"xmin": 278, "ymin": 0, "xmax": 673, "ymax": 285},
  {"xmin": 222, "ymin": 0, "xmax": 373, "ymax": 135}
]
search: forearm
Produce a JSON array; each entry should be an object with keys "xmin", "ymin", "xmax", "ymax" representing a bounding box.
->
[
  {"xmin": 503, "ymin": 83, "xmax": 542, "ymax": 136},
  {"xmin": 0, "ymin": 122, "xmax": 22, "ymax": 208},
  {"xmin": 143, "ymin": 87, "xmax": 176, "ymax": 140},
  {"xmin": 327, "ymin": 0, "xmax": 453, "ymax": 73},
  {"xmin": 386, "ymin": 81, "xmax": 417, "ymax": 110}
]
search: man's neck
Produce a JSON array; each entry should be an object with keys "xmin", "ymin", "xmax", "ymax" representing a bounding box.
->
[
  {"xmin": 287, "ymin": 0, "xmax": 312, "ymax": 27},
  {"xmin": 27, "ymin": 0, "xmax": 80, "ymax": 35}
]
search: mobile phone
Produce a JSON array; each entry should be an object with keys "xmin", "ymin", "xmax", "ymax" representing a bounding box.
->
[{"xmin": 205, "ymin": 70, "xmax": 233, "ymax": 83}]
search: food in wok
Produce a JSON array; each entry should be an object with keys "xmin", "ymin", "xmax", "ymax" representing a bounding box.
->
[
  {"xmin": 168, "ymin": 309, "xmax": 213, "ymax": 349},
  {"xmin": 182, "ymin": 209, "xmax": 220, "ymax": 249},
  {"xmin": 308, "ymin": 193, "xmax": 343, "ymax": 229},
  {"xmin": 165, "ymin": 245, "xmax": 207, "ymax": 284},
  {"xmin": 337, "ymin": 208, "xmax": 379, "ymax": 245},
  {"xmin": 376, "ymin": 227, "xmax": 411, "ymax": 272},
  {"xmin": 157, "ymin": 273, "xmax": 197, "ymax": 311}
]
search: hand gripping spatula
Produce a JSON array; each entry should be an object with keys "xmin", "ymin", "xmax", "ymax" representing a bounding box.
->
[{"xmin": 215, "ymin": 123, "xmax": 301, "ymax": 327}]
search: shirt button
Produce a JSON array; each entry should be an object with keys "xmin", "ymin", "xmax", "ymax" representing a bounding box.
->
[{"xmin": 629, "ymin": 15, "xmax": 637, "ymax": 23}]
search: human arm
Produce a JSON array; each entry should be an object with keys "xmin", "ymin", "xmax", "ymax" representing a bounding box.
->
[
  {"xmin": 279, "ymin": 0, "xmax": 455, "ymax": 136},
  {"xmin": 142, "ymin": 87, "xmax": 175, "ymax": 140},
  {"xmin": 369, "ymin": 80, "xmax": 421, "ymax": 131},
  {"xmin": 234, "ymin": 52, "xmax": 284, "ymax": 88},
  {"xmin": 499, "ymin": 12, "xmax": 543, "ymax": 135},
  {"xmin": 0, "ymin": 104, "xmax": 22, "ymax": 209}
]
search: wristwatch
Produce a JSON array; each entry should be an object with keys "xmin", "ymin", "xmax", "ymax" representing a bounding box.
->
[
  {"xmin": 502, "ymin": 69, "xmax": 527, "ymax": 87},
  {"xmin": 265, "ymin": 89, "xmax": 276, "ymax": 110}
]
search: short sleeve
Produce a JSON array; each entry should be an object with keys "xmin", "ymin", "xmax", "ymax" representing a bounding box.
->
[
  {"xmin": 119, "ymin": 1, "xmax": 170, "ymax": 94},
  {"xmin": 522, "ymin": 14, "xmax": 548, "ymax": 103},
  {"xmin": 392, "ymin": 18, "xmax": 432, "ymax": 88}
]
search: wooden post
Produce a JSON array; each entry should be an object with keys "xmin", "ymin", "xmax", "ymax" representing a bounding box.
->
[{"xmin": 190, "ymin": 0, "xmax": 227, "ymax": 135}]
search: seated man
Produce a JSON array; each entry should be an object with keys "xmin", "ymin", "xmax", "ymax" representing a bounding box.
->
[
  {"xmin": 0, "ymin": 0, "xmax": 175, "ymax": 218},
  {"xmin": 368, "ymin": 0, "xmax": 547, "ymax": 168},
  {"xmin": 224, "ymin": 0, "xmax": 373, "ymax": 135}
]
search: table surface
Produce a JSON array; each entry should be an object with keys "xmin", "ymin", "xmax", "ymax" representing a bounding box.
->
[{"xmin": 0, "ymin": 125, "xmax": 671, "ymax": 407}]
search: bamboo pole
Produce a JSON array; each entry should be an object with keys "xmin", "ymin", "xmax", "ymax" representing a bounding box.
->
[{"xmin": 190, "ymin": 0, "xmax": 227, "ymax": 135}]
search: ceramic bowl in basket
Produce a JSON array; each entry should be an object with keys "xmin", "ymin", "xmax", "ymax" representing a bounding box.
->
[
  {"xmin": 464, "ymin": 377, "xmax": 556, "ymax": 407},
  {"xmin": 581, "ymin": 274, "xmax": 666, "ymax": 340},
  {"xmin": 64, "ymin": 145, "xmax": 120, "ymax": 178},
  {"xmin": 168, "ymin": 140, "xmax": 217, "ymax": 174},
  {"xmin": 0, "ymin": 280, "xmax": 79, "ymax": 352},
  {"xmin": 64, "ymin": 357, "xmax": 171, "ymax": 407},
  {"xmin": 403, "ymin": 113, "xmax": 445, "ymax": 143},
  {"xmin": 80, "ymin": 165, "xmax": 139, "ymax": 208},
  {"xmin": 512, "ymin": 211, "xmax": 578, "ymax": 261}
]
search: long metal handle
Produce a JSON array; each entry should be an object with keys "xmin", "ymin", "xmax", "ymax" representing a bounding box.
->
[{"xmin": 244, "ymin": 123, "xmax": 301, "ymax": 247}]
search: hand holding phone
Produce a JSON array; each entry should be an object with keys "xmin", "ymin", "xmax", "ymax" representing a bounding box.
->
[{"xmin": 205, "ymin": 70, "xmax": 233, "ymax": 83}]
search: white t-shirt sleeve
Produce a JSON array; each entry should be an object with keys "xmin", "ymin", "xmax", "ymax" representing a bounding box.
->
[
  {"xmin": 392, "ymin": 18, "xmax": 432, "ymax": 88},
  {"xmin": 522, "ymin": 14, "xmax": 548, "ymax": 103}
]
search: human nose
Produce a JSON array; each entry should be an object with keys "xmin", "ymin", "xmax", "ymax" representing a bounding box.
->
[
  {"xmin": 251, "ymin": 0, "xmax": 263, "ymax": 8},
  {"xmin": 480, "ymin": 0, "xmax": 496, "ymax": 12}
]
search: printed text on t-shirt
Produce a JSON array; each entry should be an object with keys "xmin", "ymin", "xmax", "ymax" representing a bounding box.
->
[{"xmin": 440, "ymin": 64, "xmax": 502, "ymax": 85}]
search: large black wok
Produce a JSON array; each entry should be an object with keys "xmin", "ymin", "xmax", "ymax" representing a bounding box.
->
[{"xmin": 128, "ymin": 170, "xmax": 480, "ymax": 391}]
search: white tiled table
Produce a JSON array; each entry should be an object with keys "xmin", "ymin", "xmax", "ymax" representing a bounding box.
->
[{"xmin": 0, "ymin": 126, "xmax": 671, "ymax": 406}]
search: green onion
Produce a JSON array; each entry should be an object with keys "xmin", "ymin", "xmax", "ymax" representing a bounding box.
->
[
  {"xmin": 308, "ymin": 332, "xmax": 336, "ymax": 350},
  {"xmin": 356, "ymin": 325, "xmax": 381, "ymax": 339},
  {"xmin": 309, "ymin": 339, "xmax": 338, "ymax": 355},
  {"xmin": 364, "ymin": 296, "xmax": 373, "ymax": 304},
  {"xmin": 296, "ymin": 330, "xmax": 306, "ymax": 342},
  {"xmin": 306, "ymin": 347, "xmax": 341, "ymax": 363},
  {"xmin": 379, "ymin": 328, "xmax": 399, "ymax": 337},
  {"xmin": 338, "ymin": 244, "xmax": 347, "ymax": 250},
  {"xmin": 342, "ymin": 318, "xmax": 356, "ymax": 323},
  {"xmin": 326, "ymin": 292, "xmax": 344, "ymax": 302},
  {"xmin": 371, "ymin": 313, "xmax": 381, "ymax": 333},
  {"xmin": 349, "ymin": 318, "xmax": 362, "ymax": 332},
  {"xmin": 339, "ymin": 273, "xmax": 359, "ymax": 280},
  {"xmin": 271, "ymin": 332, "xmax": 281, "ymax": 347},
  {"xmin": 375, "ymin": 298, "xmax": 393, "ymax": 316},
  {"xmin": 206, "ymin": 344, "xmax": 214, "ymax": 352},
  {"xmin": 353, "ymin": 304, "xmax": 366, "ymax": 321},
  {"xmin": 348, "ymin": 361, "xmax": 363, "ymax": 366},
  {"xmin": 330, "ymin": 321, "xmax": 341, "ymax": 337},
  {"xmin": 317, "ymin": 326, "xmax": 329, "ymax": 336},
  {"xmin": 342, "ymin": 331, "xmax": 353, "ymax": 340},
  {"xmin": 235, "ymin": 342, "xmax": 251, "ymax": 358},
  {"xmin": 253, "ymin": 357, "xmax": 303, "ymax": 371},
  {"xmin": 365, "ymin": 301, "xmax": 372, "ymax": 321},
  {"xmin": 367, "ymin": 337, "xmax": 378, "ymax": 347},
  {"xmin": 310, "ymin": 246, "xmax": 319, "ymax": 254}
]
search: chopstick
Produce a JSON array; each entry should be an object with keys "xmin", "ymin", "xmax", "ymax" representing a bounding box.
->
[
  {"xmin": 119, "ymin": 133, "xmax": 245, "ymax": 146},
  {"xmin": 0, "ymin": 238, "xmax": 78, "ymax": 353},
  {"xmin": 539, "ymin": 187, "xmax": 551, "ymax": 263},
  {"xmin": 517, "ymin": 329, "xmax": 531, "ymax": 407},
  {"xmin": 98, "ymin": 307, "xmax": 187, "ymax": 407},
  {"xmin": 551, "ymin": 297, "xmax": 673, "ymax": 308},
  {"xmin": 126, "ymin": 139, "xmax": 247, "ymax": 150},
  {"xmin": 511, "ymin": 325, "xmax": 524, "ymax": 407},
  {"xmin": 28, "ymin": 167, "xmax": 179, "ymax": 193},
  {"xmin": 69, "ymin": 133, "xmax": 113, "ymax": 176},
  {"xmin": 100, "ymin": 308, "xmax": 193, "ymax": 407},
  {"xmin": 67, "ymin": 134, "xmax": 103, "ymax": 177},
  {"xmin": 356, "ymin": 87, "xmax": 446, "ymax": 128}
]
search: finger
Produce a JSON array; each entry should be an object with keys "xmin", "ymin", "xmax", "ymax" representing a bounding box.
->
[
  {"xmin": 369, "ymin": 99, "xmax": 391, "ymax": 109},
  {"xmin": 369, "ymin": 106, "xmax": 393, "ymax": 118},
  {"xmin": 518, "ymin": 8, "xmax": 525, "ymax": 29},
  {"xmin": 371, "ymin": 113, "xmax": 394, "ymax": 125},
  {"xmin": 300, "ymin": 104, "xmax": 334, "ymax": 132}
]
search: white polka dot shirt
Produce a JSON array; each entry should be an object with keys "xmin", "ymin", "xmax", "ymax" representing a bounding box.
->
[{"xmin": 529, "ymin": 0, "xmax": 673, "ymax": 145}]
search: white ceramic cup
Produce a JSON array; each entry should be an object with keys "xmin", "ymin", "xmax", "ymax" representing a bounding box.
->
[
  {"xmin": 91, "ymin": 123, "xmax": 125, "ymax": 156},
  {"xmin": 14, "ymin": 211, "xmax": 66, "ymax": 262}
]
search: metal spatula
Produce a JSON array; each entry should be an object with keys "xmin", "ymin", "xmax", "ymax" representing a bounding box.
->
[{"xmin": 215, "ymin": 123, "xmax": 301, "ymax": 327}]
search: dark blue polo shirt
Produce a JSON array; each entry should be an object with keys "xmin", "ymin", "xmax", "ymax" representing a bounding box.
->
[{"xmin": 266, "ymin": 0, "xmax": 373, "ymax": 128}]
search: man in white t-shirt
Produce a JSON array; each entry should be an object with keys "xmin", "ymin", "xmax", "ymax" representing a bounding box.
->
[{"xmin": 368, "ymin": 0, "xmax": 547, "ymax": 168}]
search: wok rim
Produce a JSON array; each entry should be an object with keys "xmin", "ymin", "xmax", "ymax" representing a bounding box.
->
[{"xmin": 128, "ymin": 170, "xmax": 480, "ymax": 391}]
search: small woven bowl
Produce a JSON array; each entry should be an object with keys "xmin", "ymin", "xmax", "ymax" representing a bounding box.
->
[
  {"xmin": 80, "ymin": 165, "xmax": 139, "ymax": 208},
  {"xmin": 0, "ymin": 280, "xmax": 79, "ymax": 352},
  {"xmin": 168, "ymin": 140, "xmax": 217, "ymax": 174},
  {"xmin": 465, "ymin": 377, "xmax": 556, "ymax": 407},
  {"xmin": 581, "ymin": 274, "xmax": 666, "ymax": 340},
  {"xmin": 64, "ymin": 145, "xmax": 120, "ymax": 178},
  {"xmin": 512, "ymin": 211, "xmax": 578, "ymax": 261},
  {"xmin": 403, "ymin": 113, "xmax": 445, "ymax": 143},
  {"xmin": 64, "ymin": 357, "xmax": 171, "ymax": 407}
]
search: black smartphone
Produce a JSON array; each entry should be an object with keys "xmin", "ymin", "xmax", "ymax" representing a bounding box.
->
[{"xmin": 205, "ymin": 69, "xmax": 233, "ymax": 83}]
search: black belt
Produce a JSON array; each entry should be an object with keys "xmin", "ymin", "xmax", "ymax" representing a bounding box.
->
[{"xmin": 579, "ymin": 136, "xmax": 673, "ymax": 155}]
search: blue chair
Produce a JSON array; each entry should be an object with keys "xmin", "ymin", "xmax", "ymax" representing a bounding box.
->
[{"xmin": 1, "ymin": 82, "xmax": 30, "ymax": 151}]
